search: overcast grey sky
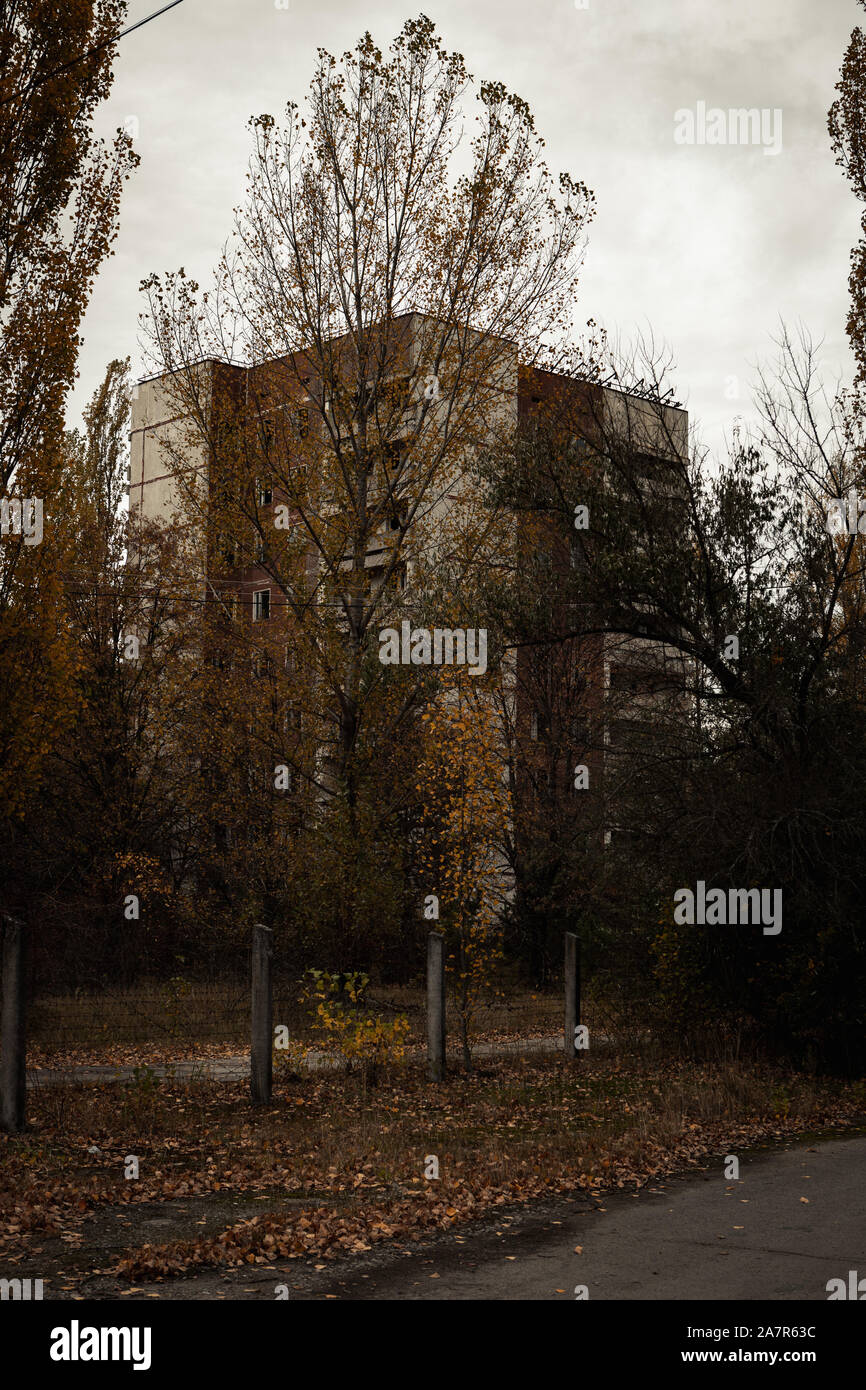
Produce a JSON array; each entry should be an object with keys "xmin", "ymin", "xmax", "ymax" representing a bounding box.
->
[{"xmin": 72, "ymin": 0, "xmax": 862, "ymax": 456}]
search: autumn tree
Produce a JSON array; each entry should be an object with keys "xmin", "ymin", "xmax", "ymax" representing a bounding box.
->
[
  {"xmin": 4, "ymin": 361, "xmax": 208, "ymax": 986},
  {"xmin": 0, "ymin": 2, "xmax": 136, "ymax": 929},
  {"xmin": 0, "ymin": 0, "xmax": 136, "ymax": 492},
  {"xmin": 137, "ymin": 14, "xmax": 593, "ymax": 958},
  {"xmin": 415, "ymin": 667, "xmax": 511, "ymax": 1067},
  {"xmin": 829, "ymin": 0, "xmax": 866, "ymax": 390}
]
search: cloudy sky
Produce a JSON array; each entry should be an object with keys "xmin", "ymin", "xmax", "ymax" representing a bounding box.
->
[{"xmin": 72, "ymin": 0, "xmax": 862, "ymax": 456}]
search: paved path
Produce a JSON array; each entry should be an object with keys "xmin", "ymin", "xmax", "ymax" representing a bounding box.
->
[
  {"xmin": 309, "ymin": 1133, "xmax": 866, "ymax": 1300},
  {"xmin": 25, "ymin": 1035, "xmax": 562, "ymax": 1087}
]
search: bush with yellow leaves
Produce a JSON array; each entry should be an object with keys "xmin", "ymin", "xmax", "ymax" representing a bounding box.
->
[{"xmin": 300, "ymin": 970, "xmax": 409, "ymax": 1086}]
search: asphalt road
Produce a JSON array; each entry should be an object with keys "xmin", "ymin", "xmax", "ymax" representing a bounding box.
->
[{"xmin": 310, "ymin": 1133, "xmax": 866, "ymax": 1300}]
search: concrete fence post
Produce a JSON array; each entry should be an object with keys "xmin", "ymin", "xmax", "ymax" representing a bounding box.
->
[
  {"xmin": 251, "ymin": 924, "xmax": 273, "ymax": 1104},
  {"xmin": 564, "ymin": 930, "xmax": 581, "ymax": 1062},
  {"xmin": 426, "ymin": 931, "xmax": 446, "ymax": 1082},
  {"xmin": 1, "ymin": 915, "xmax": 27, "ymax": 1132}
]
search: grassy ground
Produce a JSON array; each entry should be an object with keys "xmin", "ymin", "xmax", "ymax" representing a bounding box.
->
[
  {"xmin": 24, "ymin": 983, "xmax": 562, "ymax": 1066},
  {"xmin": 1, "ymin": 1045, "xmax": 864, "ymax": 1295}
]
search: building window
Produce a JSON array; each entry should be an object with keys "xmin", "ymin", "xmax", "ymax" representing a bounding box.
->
[
  {"xmin": 385, "ymin": 499, "xmax": 409, "ymax": 533},
  {"xmin": 530, "ymin": 710, "xmax": 550, "ymax": 741},
  {"xmin": 253, "ymin": 589, "xmax": 271, "ymax": 621},
  {"xmin": 382, "ymin": 440, "xmax": 409, "ymax": 474},
  {"xmin": 283, "ymin": 702, "xmax": 302, "ymax": 735},
  {"xmin": 609, "ymin": 664, "xmax": 642, "ymax": 695},
  {"xmin": 570, "ymin": 534, "xmax": 587, "ymax": 571},
  {"xmin": 256, "ymin": 479, "xmax": 273, "ymax": 507},
  {"xmin": 216, "ymin": 533, "xmax": 237, "ymax": 569},
  {"xmin": 570, "ymin": 715, "xmax": 590, "ymax": 746}
]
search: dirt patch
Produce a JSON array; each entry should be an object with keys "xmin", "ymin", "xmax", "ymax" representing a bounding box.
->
[{"xmin": 6, "ymin": 1191, "xmax": 333, "ymax": 1299}]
